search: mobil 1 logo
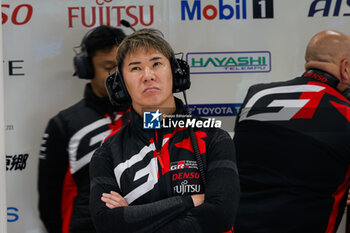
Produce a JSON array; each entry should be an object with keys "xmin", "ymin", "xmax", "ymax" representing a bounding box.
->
[
  {"xmin": 253, "ymin": 0, "xmax": 274, "ymax": 18},
  {"xmin": 181, "ymin": 0, "xmax": 274, "ymax": 21}
]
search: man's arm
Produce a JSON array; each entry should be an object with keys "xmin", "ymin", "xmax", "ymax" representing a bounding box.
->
[
  {"xmin": 38, "ymin": 116, "xmax": 69, "ymax": 233},
  {"xmin": 89, "ymin": 142, "xmax": 196, "ymax": 233},
  {"xmin": 155, "ymin": 130, "xmax": 240, "ymax": 233}
]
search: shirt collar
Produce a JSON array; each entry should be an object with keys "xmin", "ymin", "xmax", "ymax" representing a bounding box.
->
[{"xmin": 302, "ymin": 69, "xmax": 339, "ymax": 88}]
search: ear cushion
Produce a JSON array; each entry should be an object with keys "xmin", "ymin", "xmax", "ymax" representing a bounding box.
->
[
  {"xmin": 105, "ymin": 70, "xmax": 131, "ymax": 105},
  {"xmin": 172, "ymin": 58, "xmax": 191, "ymax": 93},
  {"xmin": 342, "ymin": 88, "xmax": 350, "ymax": 100},
  {"xmin": 73, "ymin": 51, "xmax": 94, "ymax": 79}
]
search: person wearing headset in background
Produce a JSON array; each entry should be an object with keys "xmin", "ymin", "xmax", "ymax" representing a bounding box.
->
[
  {"xmin": 89, "ymin": 28, "xmax": 240, "ymax": 233},
  {"xmin": 38, "ymin": 25, "xmax": 130, "ymax": 233},
  {"xmin": 233, "ymin": 30, "xmax": 350, "ymax": 233}
]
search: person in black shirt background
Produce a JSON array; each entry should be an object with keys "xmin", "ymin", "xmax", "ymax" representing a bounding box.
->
[
  {"xmin": 38, "ymin": 25, "xmax": 129, "ymax": 233},
  {"xmin": 234, "ymin": 30, "xmax": 350, "ymax": 233}
]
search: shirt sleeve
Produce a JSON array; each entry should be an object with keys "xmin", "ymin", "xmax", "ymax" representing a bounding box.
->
[
  {"xmin": 155, "ymin": 130, "xmax": 240, "ymax": 233},
  {"xmin": 38, "ymin": 115, "xmax": 69, "ymax": 233},
  {"xmin": 89, "ymin": 142, "xmax": 195, "ymax": 233}
]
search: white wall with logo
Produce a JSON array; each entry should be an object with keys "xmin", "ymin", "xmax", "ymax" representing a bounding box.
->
[{"xmin": 1, "ymin": 0, "xmax": 349, "ymax": 232}]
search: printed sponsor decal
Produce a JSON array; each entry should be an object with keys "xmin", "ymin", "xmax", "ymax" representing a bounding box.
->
[
  {"xmin": 7, "ymin": 207, "xmax": 19, "ymax": 223},
  {"xmin": 68, "ymin": 0, "xmax": 154, "ymax": 28},
  {"xmin": 173, "ymin": 180, "xmax": 201, "ymax": 195},
  {"xmin": 181, "ymin": 0, "xmax": 274, "ymax": 21},
  {"xmin": 170, "ymin": 160, "xmax": 198, "ymax": 171},
  {"xmin": 172, "ymin": 172, "xmax": 201, "ymax": 181},
  {"xmin": 186, "ymin": 51, "xmax": 271, "ymax": 74},
  {"xmin": 188, "ymin": 103, "xmax": 242, "ymax": 117},
  {"xmin": 308, "ymin": 0, "xmax": 350, "ymax": 17},
  {"xmin": 3, "ymin": 60, "xmax": 25, "ymax": 76},
  {"xmin": 2, "ymin": 4, "xmax": 33, "ymax": 25},
  {"xmin": 6, "ymin": 154, "xmax": 29, "ymax": 171},
  {"xmin": 253, "ymin": 0, "xmax": 273, "ymax": 18},
  {"xmin": 5, "ymin": 124, "xmax": 14, "ymax": 131}
]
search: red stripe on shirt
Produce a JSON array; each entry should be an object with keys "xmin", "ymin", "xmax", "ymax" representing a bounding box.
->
[
  {"xmin": 61, "ymin": 166, "xmax": 78, "ymax": 233},
  {"xmin": 325, "ymin": 165, "xmax": 350, "ymax": 233}
]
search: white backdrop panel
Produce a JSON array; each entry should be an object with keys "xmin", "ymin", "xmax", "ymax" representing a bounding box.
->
[{"xmin": 2, "ymin": 0, "xmax": 349, "ymax": 232}]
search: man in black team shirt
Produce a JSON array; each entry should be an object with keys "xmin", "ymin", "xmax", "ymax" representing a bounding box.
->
[
  {"xmin": 38, "ymin": 26, "xmax": 129, "ymax": 233},
  {"xmin": 234, "ymin": 30, "xmax": 350, "ymax": 233},
  {"xmin": 89, "ymin": 28, "xmax": 240, "ymax": 233}
]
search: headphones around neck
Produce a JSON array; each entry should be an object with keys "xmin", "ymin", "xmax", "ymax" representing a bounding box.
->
[
  {"xmin": 105, "ymin": 57, "xmax": 191, "ymax": 105},
  {"xmin": 73, "ymin": 28, "xmax": 96, "ymax": 79},
  {"xmin": 343, "ymin": 88, "xmax": 350, "ymax": 100}
]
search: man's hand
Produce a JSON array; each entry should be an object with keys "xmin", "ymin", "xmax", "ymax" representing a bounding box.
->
[
  {"xmin": 191, "ymin": 194, "xmax": 205, "ymax": 207},
  {"xmin": 101, "ymin": 191, "xmax": 129, "ymax": 209},
  {"xmin": 347, "ymin": 189, "xmax": 350, "ymax": 206}
]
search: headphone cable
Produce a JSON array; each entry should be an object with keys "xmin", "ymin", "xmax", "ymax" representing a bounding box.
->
[{"xmin": 183, "ymin": 91, "xmax": 207, "ymax": 187}]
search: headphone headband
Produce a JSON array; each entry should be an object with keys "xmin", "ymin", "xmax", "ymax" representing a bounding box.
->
[
  {"xmin": 106, "ymin": 57, "xmax": 191, "ymax": 106},
  {"xmin": 73, "ymin": 26, "xmax": 126, "ymax": 80}
]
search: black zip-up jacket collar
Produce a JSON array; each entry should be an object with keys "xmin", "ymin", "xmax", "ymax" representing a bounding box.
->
[
  {"xmin": 83, "ymin": 83, "xmax": 114, "ymax": 116},
  {"xmin": 302, "ymin": 69, "xmax": 339, "ymax": 89}
]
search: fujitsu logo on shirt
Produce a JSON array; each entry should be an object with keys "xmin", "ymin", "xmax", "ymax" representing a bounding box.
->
[{"xmin": 173, "ymin": 180, "xmax": 201, "ymax": 195}]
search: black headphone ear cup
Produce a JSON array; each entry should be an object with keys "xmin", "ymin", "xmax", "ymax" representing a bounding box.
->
[
  {"xmin": 105, "ymin": 70, "xmax": 131, "ymax": 105},
  {"xmin": 172, "ymin": 58, "xmax": 191, "ymax": 93},
  {"xmin": 342, "ymin": 88, "xmax": 350, "ymax": 100},
  {"xmin": 73, "ymin": 51, "xmax": 94, "ymax": 79}
]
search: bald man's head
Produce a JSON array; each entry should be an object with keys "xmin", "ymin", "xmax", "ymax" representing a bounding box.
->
[
  {"xmin": 305, "ymin": 30, "xmax": 350, "ymax": 66},
  {"xmin": 305, "ymin": 30, "xmax": 350, "ymax": 91}
]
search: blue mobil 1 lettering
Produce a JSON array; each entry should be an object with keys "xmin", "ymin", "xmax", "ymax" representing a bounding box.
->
[
  {"xmin": 181, "ymin": 0, "xmax": 247, "ymax": 20},
  {"xmin": 187, "ymin": 51, "xmax": 271, "ymax": 74},
  {"xmin": 188, "ymin": 104, "xmax": 242, "ymax": 117}
]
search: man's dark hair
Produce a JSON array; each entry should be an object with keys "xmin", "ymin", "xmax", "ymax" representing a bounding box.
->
[
  {"xmin": 84, "ymin": 25, "xmax": 126, "ymax": 58},
  {"xmin": 116, "ymin": 28, "xmax": 175, "ymax": 69}
]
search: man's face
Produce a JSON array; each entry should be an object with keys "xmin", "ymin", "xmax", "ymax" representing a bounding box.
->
[
  {"xmin": 91, "ymin": 45, "xmax": 118, "ymax": 97},
  {"xmin": 122, "ymin": 47, "xmax": 174, "ymax": 114}
]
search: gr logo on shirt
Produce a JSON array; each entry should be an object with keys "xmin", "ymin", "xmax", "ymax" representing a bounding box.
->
[
  {"xmin": 170, "ymin": 160, "xmax": 198, "ymax": 171},
  {"xmin": 239, "ymin": 84, "xmax": 326, "ymax": 122}
]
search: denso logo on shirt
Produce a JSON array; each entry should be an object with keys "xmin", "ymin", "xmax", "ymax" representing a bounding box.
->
[
  {"xmin": 170, "ymin": 160, "xmax": 198, "ymax": 171},
  {"xmin": 172, "ymin": 172, "xmax": 201, "ymax": 181}
]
